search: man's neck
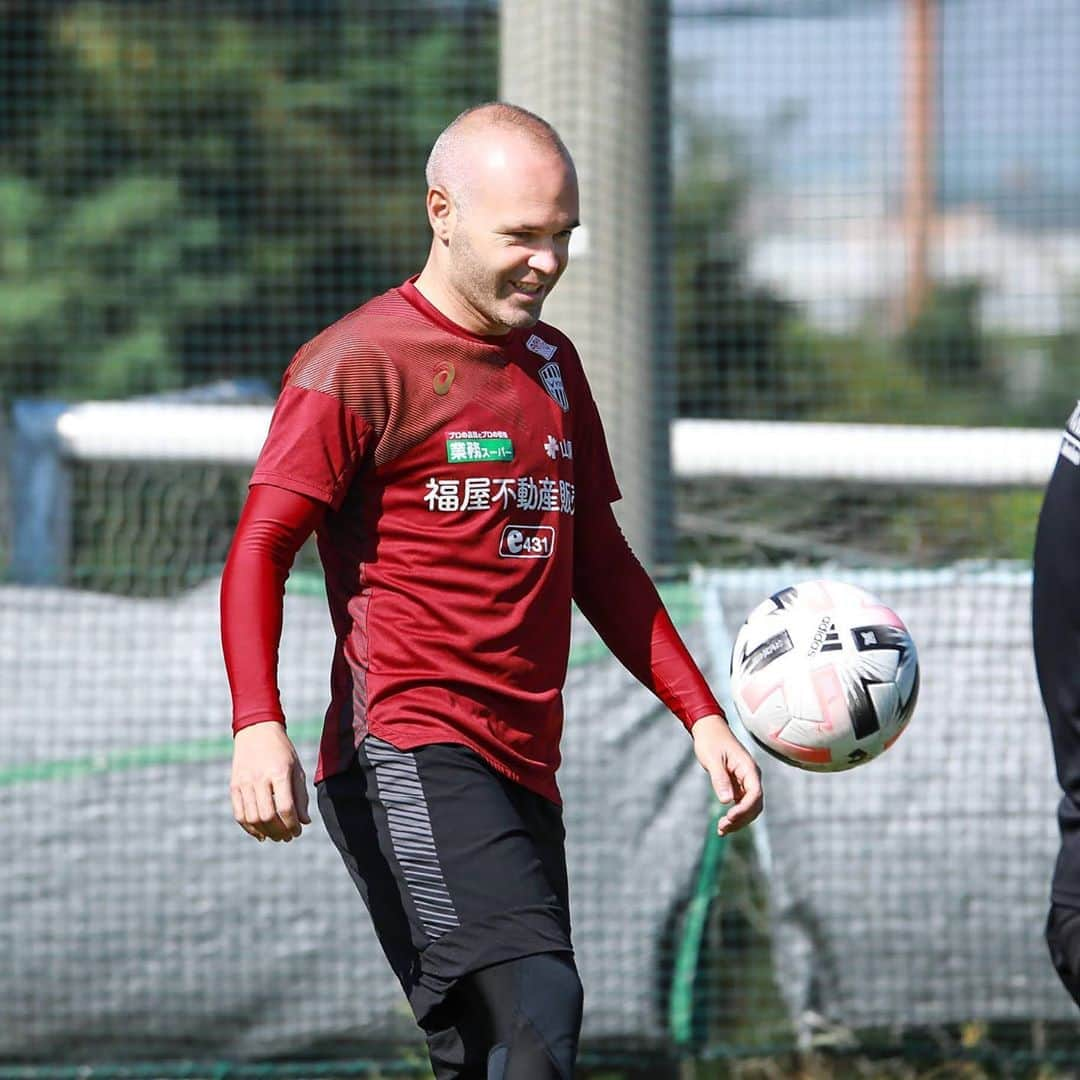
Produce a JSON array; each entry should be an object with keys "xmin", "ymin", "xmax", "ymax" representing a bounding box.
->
[{"xmin": 413, "ymin": 265, "xmax": 499, "ymax": 337}]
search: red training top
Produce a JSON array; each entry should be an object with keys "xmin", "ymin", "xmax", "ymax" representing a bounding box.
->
[{"xmin": 221, "ymin": 279, "xmax": 723, "ymax": 803}]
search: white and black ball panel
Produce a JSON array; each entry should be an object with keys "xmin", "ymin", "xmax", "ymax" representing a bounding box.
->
[{"xmin": 730, "ymin": 579, "xmax": 920, "ymax": 773}]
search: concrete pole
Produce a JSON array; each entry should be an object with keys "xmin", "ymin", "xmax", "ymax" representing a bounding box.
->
[{"xmin": 500, "ymin": 0, "xmax": 674, "ymax": 569}]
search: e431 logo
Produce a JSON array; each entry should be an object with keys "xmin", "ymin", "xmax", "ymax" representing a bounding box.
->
[{"xmin": 499, "ymin": 525, "xmax": 555, "ymax": 559}]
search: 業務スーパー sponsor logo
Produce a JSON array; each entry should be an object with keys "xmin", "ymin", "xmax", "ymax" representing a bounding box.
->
[{"xmin": 446, "ymin": 436, "xmax": 514, "ymax": 463}]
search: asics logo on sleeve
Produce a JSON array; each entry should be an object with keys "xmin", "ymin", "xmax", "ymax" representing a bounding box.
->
[{"xmin": 433, "ymin": 362, "xmax": 455, "ymax": 396}]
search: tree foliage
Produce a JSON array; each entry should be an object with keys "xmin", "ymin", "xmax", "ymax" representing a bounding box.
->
[
  {"xmin": 0, "ymin": 1, "xmax": 496, "ymax": 400},
  {"xmin": 672, "ymin": 107, "xmax": 825, "ymax": 419}
]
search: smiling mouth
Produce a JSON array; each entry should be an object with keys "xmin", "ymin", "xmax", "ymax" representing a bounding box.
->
[{"xmin": 510, "ymin": 280, "xmax": 545, "ymax": 297}]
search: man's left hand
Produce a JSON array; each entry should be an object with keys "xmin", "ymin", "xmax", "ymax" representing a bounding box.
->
[{"xmin": 691, "ymin": 714, "xmax": 763, "ymax": 836}]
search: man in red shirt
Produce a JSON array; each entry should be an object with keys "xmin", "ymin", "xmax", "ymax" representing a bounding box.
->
[{"xmin": 221, "ymin": 102, "xmax": 762, "ymax": 1079}]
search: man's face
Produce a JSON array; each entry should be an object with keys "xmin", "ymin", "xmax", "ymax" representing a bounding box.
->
[{"xmin": 443, "ymin": 146, "xmax": 579, "ymax": 336}]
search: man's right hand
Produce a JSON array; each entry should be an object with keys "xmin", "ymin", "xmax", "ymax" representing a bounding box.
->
[{"xmin": 230, "ymin": 722, "xmax": 311, "ymax": 842}]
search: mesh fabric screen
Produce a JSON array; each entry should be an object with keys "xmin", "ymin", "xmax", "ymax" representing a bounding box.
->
[{"xmin": 3, "ymin": 2, "xmax": 1080, "ymax": 1077}]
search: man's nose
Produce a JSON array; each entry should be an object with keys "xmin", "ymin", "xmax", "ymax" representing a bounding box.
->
[{"xmin": 528, "ymin": 244, "xmax": 561, "ymax": 277}]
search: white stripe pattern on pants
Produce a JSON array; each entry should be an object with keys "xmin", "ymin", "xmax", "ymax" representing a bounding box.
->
[{"xmin": 364, "ymin": 737, "xmax": 460, "ymax": 939}]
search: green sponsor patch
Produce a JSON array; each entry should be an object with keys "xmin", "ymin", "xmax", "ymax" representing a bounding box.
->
[{"xmin": 446, "ymin": 437, "xmax": 514, "ymax": 463}]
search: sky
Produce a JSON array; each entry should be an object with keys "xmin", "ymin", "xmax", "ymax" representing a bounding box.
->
[{"xmin": 672, "ymin": 0, "xmax": 1080, "ymax": 225}]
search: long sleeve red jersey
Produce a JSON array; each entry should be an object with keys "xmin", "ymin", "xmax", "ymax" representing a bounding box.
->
[{"xmin": 221, "ymin": 279, "xmax": 723, "ymax": 803}]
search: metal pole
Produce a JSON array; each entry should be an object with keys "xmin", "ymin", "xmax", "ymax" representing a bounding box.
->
[
  {"xmin": 904, "ymin": 0, "xmax": 935, "ymax": 325},
  {"xmin": 11, "ymin": 401, "xmax": 71, "ymax": 585}
]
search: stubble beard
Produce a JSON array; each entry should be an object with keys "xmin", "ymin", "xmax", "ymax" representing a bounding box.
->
[{"xmin": 448, "ymin": 230, "xmax": 542, "ymax": 333}]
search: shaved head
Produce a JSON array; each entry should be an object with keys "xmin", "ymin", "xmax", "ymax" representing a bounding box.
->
[
  {"xmin": 425, "ymin": 102, "xmax": 575, "ymax": 213},
  {"xmin": 414, "ymin": 102, "xmax": 579, "ymax": 336}
]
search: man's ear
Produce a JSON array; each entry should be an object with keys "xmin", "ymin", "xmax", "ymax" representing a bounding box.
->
[{"xmin": 427, "ymin": 186, "xmax": 454, "ymax": 244}]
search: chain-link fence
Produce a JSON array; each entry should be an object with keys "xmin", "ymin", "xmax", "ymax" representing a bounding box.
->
[{"xmin": 3, "ymin": 2, "xmax": 1079, "ymax": 1076}]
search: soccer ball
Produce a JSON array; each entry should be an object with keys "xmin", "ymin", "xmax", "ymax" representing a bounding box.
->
[{"xmin": 729, "ymin": 579, "xmax": 919, "ymax": 772}]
